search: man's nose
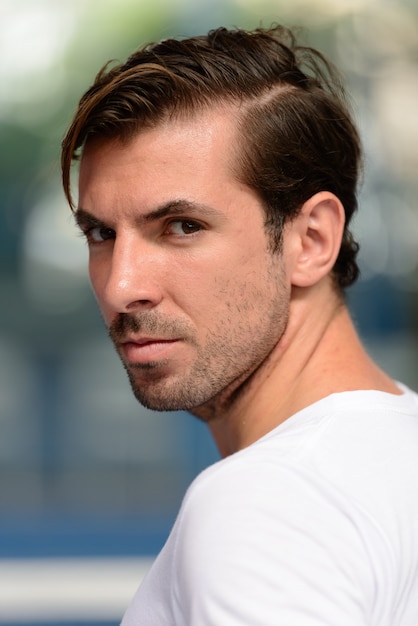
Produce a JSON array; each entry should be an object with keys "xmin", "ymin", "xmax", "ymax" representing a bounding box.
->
[{"xmin": 102, "ymin": 235, "xmax": 164, "ymax": 313}]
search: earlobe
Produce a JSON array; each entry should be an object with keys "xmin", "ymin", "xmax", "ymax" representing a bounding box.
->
[{"xmin": 290, "ymin": 192, "xmax": 345, "ymax": 288}]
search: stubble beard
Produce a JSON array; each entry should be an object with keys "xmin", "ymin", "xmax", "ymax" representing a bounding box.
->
[
  {"xmin": 108, "ymin": 288, "xmax": 289, "ymax": 418},
  {"xmin": 116, "ymin": 319, "xmax": 288, "ymax": 417}
]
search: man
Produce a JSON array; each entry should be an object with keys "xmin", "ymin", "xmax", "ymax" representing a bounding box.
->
[{"xmin": 61, "ymin": 25, "xmax": 418, "ymax": 625}]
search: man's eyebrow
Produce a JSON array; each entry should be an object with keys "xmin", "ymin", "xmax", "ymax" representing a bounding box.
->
[
  {"xmin": 75, "ymin": 200, "xmax": 223, "ymax": 228},
  {"xmin": 74, "ymin": 208, "xmax": 104, "ymax": 229},
  {"xmin": 139, "ymin": 200, "xmax": 223, "ymax": 223}
]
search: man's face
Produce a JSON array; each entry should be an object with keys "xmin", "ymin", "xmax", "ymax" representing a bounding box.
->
[{"xmin": 77, "ymin": 109, "xmax": 291, "ymax": 416}]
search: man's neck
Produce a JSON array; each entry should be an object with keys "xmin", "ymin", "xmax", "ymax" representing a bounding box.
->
[{"xmin": 192, "ymin": 283, "xmax": 399, "ymax": 457}]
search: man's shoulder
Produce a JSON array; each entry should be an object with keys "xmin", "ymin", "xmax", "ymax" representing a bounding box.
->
[
  {"xmin": 179, "ymin": 385, "xmax": 418, "ymax": 530},
  {"xmin": 157, "ymin": 386, "xmax": 418, "ymax": 624}
]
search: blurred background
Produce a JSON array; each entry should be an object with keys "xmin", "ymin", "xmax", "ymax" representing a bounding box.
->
[{"xmin": 0, "ymin": 0, "xmax": 417, "ymax": 624}]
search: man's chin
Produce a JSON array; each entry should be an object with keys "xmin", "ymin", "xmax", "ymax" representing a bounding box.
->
[
  {"xmin": 131, "ymin": 389, "xmax": 192, "ymax": 412},
  {"xmin": 129, "ymin": 376, "xmax": 212, "ymax": 413}
]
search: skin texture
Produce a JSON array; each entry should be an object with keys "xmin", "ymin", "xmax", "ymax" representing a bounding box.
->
[{"xmin": 77, "ymin": 107, "xmax": 400, "ymax": 457}]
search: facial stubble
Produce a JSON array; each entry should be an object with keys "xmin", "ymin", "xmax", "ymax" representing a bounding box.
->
[{"xmin": 108, "ymin": 264, "xmax": 290, "ymax": 417}]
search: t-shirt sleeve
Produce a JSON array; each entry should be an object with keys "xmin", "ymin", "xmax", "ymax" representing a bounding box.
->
[{"xmin": 171, "ymin": 458, "xmax": 379, "ymax": 625}]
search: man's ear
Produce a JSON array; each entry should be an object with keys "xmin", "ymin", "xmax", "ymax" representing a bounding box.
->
[{"xmin": 288, "ymin": 191, "xmax": 345, "ymax": 288}]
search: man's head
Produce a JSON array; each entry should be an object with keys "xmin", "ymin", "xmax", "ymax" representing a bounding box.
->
[
  {"xmin": 64, "ymin": 25, "xmax": 361, "ymax": 419},
  {"xmin": 62, "ymin": 25, "xmax": 361, "ymax": 290}
]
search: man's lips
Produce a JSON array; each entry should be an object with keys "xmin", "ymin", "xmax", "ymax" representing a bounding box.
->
[{"xmin": 119, "ymin": 337, "xmax": 180, "ymax": 363}]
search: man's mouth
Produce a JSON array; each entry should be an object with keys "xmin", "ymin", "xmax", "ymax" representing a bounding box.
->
[{"xmin": 119, "ymin": 337, "xmax": 180, "ymax": 364}]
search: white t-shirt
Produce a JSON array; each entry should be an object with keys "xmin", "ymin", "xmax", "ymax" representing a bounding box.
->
[{"xmin": 121, "ymin": 386, "xmax": 418, "ymax": 625}]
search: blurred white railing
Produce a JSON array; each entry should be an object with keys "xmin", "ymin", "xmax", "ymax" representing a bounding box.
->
[{"xmin": 0, "ymin": 557, "xmax": 153, "ymax": 623}]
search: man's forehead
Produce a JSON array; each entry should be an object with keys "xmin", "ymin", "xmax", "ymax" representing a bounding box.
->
[
  {"xmin": 81, "ymin": 103, "xmax": 241, "ymax": 155},
  {"xmin": 76, "ymin": 105, "xmax": 256, "ymax": 225},
  {"xmin": 79, "ymin": 107, "xmax": 243, "ymax": 196}
]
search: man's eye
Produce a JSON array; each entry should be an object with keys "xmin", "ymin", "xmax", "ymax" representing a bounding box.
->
[
  {"xmin": 86, "ymin": 226, "xmax": 116, "ymax": 243},
  {"xmin": 167, "ymin": 220, "xmax": 202, "ymax": 235}
]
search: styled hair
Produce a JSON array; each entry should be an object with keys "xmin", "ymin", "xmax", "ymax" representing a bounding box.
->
[{"xmin": 61, "ymin": 25, "xmax": 362, "ymax": 288}]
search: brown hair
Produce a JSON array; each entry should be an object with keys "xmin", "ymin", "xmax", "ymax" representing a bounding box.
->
[{"xmin": 61, "ymin": 25, "xmax": 362, "ymax": 288}]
